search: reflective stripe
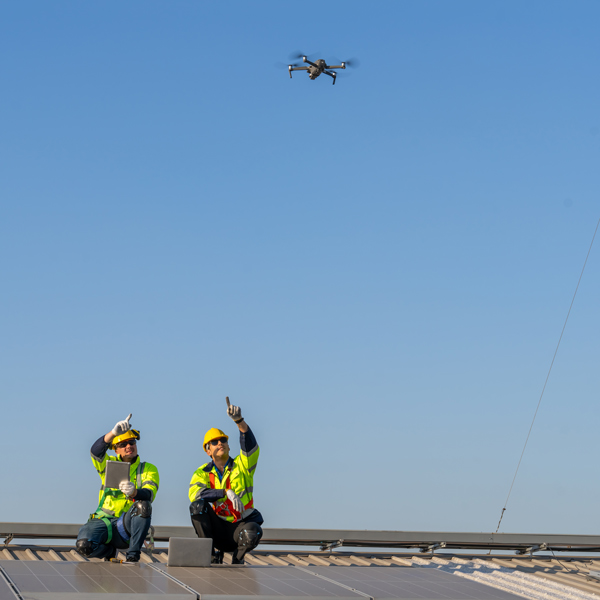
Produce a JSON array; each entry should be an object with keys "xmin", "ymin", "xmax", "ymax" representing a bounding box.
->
[
  {"xmin": 100, "ymin": 485, "xmax": 105, "ymax": 491},
  {"xmin": 136, "ymin": 462, "xmax": 144, "ymax": 488},
  {"xmin": 240, "ymin": 486, "xmax": 254, "ymax": 497},
  {"xmin": 248, "ymin": 464, "xmax": 257, "ymax": 473},
  {"xmin": 97, "ymin": 468, "xmax": 106, "ymax": 475},
  {"xmin": 142, "ymin": 480, "xmax": 158, "ymax": 489},
  {"xmin": 189, "ymin": 482, "xmax": 207, "ymax": 489},
  {"xmin": 241, "ymin": 444, "xmax": 258, "ymax": 457}
]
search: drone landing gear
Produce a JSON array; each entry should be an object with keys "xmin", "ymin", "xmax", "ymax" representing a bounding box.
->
[{"xmin": 324, "ymin": 70, "xmax": 336, "ymax": 85}]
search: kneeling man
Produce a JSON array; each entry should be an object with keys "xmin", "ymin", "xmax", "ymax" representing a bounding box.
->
[
  {"xmin": 76, "ymin": 414, "xmax": 160, "ymax": 563},
  {"xmin": 189, "ymin": 398, "xmax": 263, "ymax": 564}
]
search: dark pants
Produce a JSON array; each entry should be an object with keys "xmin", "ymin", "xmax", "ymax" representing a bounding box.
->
[
  {"xmin": 190, "ymin": 501, "xmax": 263, "ymax": 562},
  {"xmin": 76, "ymin": 504, "xmax": 152, "ymax": 561}
]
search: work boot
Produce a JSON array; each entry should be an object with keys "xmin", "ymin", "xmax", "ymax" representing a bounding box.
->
[
  {"xmin": 211, "ymin": 550, "xmax": 223, "ymax": 564},
  {"xmin": 124, "ymin": 552, "xmax": 140, "ymax": 564},
  {"xmin": 231, "ymin": 555, "xmax": 245, "ymax": 565}
]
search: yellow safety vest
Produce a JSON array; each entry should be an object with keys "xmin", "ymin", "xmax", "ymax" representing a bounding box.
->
[
  {"xmin": 189, "ymin": 445, "xmax": 259, "ymax": 524},
  {"xmin": 91, "ymin": 453, "xmax": 159, "ymax": 519}
]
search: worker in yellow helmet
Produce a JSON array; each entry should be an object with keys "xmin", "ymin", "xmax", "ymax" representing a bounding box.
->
[
  {"xmin": 189, "ymin": 398, "xmax": 263, "ymax": 564},
  {"xmin": 75, "ymin": 414, "xmax": 160, "ymax": 564}
]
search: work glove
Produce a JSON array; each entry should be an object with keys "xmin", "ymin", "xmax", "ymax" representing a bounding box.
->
[
  {"xmin": 225, "ymin": 397, "xmax": 243, "ymax": 423},
  {"xmin": 112, "ymin": 413, "xmax": 132, "ymax": 436},
  {"xmin": 119, "ymin": 481, "xmax": 135, "ymax": 497},
  {"xmin": 226, "ymin": 489, "xmax": 244, "ymax": 514}
]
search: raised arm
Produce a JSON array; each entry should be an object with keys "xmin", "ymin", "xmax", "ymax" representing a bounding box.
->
[
  {"xmin": 226, "ymin": 397, "xmax": 248, "ymax": 433},
  {"xmin": 226, "ymin": 398, "xmax": 259, "ymax": 472}
]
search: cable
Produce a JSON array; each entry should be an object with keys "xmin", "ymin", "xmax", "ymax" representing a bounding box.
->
[
  {"xmin": 494, "ymin": 215, "xmax": 600, "ymax": 533},
  {"xmin": 549, "ymin": 548, "xmax": 591, "ymax": 577}
]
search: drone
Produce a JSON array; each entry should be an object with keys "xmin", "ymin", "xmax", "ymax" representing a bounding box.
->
[{"xmin": 288, "ymin": 54, "xmax": 356, "ymax": 85}]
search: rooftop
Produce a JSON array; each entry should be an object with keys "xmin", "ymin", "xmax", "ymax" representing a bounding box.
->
[{"xmin": 2, "ymin": 524, "xmax": 600, "ymax": 600}]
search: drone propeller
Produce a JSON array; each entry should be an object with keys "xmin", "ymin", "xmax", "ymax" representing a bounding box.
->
[
  {"xmin": 274, "ymin": 61, "xmax": 302, "ymax": 70},
  {"xmin": 330, "ymin": 56, "xmax": 360, "ymax": 68},
  {"xmin": 289, "ymin": 50, "xmax": 319, "ymax": 62}
]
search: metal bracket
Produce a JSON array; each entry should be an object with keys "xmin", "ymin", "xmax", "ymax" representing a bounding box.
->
[
  {"xmin": 421, "ymin": 542, "xmax": 446, "ymax": 554},
  {"xmin": 320, "ymin": 539, "xmax": 344, "ymax": 552},
  {"xmin": 515, "ymin": 543, "xmax": 548, "ymax": 556},
  {"xmin": 3, "ymin": 534, "xmax": 14, "ymax": 547}
]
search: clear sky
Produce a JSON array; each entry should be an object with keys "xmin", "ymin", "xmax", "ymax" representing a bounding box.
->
[{"xmin": 1, "ymin": 1, "xmax": 599, "ymax": 536}]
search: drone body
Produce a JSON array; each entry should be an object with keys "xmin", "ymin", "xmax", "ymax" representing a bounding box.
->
[{"xmin": 288, "ymin": 55, "xmax": 350, "ymax": 85}]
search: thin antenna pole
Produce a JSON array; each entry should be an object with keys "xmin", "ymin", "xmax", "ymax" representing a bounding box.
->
[{"xmin": 494, "ymin": 216, "xmax": 600, "ymax": 533}]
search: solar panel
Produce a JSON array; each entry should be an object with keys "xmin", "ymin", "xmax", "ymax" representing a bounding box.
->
[
  {"xmin": 154, "ymin": 563, "xmax": 526, "ymax": 600},
  {"xmin": 154, "ymin": 564, "xmax": 364, "ymax": 598},
  {"xmin": 0, "ymin": 560, "xmax": 192, "ymax": 598},
  {"xmin": 306, "ymin": 566, "xmax": 525, "ymax": 600},
  {"xmin": 0, "ymin": 560, "xmax": 528, "ymax": 600},
  {"xmin": 0, "ymin": 571, "xmax": 18, "ymax": 600}
]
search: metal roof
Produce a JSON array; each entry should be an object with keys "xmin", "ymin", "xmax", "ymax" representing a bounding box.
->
[
  {"xmin": 4, "ymin": 523, "xmax": 600, "ymax": 553},
  {"xmin": 3, "ymin": 545, "xmax": 600, "ymax": 600},
  {"xmin": 3, "ymin": 524, "xmax": 600, "ymax": 599}
]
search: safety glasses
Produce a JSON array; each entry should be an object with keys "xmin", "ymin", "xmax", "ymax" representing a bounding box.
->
[
  {"xmin": 116, "ymin": 439, "xmax": 137, "ymax": 449},
  {"xmin": 209, "ymin": 437, "xmax": 228, "ymax": 446}
]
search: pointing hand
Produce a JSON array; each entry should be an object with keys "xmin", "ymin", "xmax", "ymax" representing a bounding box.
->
[
  {"xmin": 225, "ymin": 397, "xmax": 243, "ymax": 423},
  {"xmin": 112, "ymin": 414, "xmax": 132, "ymax": 436}
]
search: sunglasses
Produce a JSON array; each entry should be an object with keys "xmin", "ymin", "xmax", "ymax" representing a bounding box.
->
[
  {"xmin": 116, "ymin": 439, "xmax": 137, "ymax": 449},
  {"xmin": 209, "ymin": 437, "xmax": 228, "ymax": 446}
]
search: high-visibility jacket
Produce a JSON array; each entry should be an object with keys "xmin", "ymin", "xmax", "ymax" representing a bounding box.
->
[
  {"xmin": 91, "ymin": 442, "xmax": 159, "ymax": 519},
  {"xmin": 189, "ymin": 427, "xmax": 259, "ymax": 523}
]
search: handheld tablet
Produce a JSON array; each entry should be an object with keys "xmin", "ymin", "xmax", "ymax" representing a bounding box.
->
[{"xmin": 105, "ymin": 460, "xmax": 131, "ymax": 489}]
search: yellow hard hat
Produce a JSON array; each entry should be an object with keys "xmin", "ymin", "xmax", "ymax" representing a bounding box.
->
[
  {"xmin": 203, "ymin": 428, "xmax": 228, "ymax": 449},
  {"xmin": 111, "ymin": 429, "xmax": 141, "ymax": 449}
]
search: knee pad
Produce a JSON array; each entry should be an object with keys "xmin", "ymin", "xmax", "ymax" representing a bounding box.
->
[
  {"xmin": 238, "ymin": 523, "xmax": 262, "ymax": 551},
  {"xmin": 130, "ymin": 500, "xmax": 152, "ymax": 518},
  {"xmin": 189, "ymin": 499, "xmax": 208, "ymax": 516},
  {"xmin": 76, "ymin": 538, "xmax": 93, "ymax": 557}
]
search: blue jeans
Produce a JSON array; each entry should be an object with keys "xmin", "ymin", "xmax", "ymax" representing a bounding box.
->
[{"xmin": 76, "ymin": 504, "xmax": 151, "ymax": 561}]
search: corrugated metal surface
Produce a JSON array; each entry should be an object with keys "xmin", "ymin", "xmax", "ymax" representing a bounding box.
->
[
  {"xmin": 3, "ymin": 546, "xmax": 600, "ymax": 599},
  {"xmin": 4, "ymin": 523, "xmax": 600, "ymax": 553}
]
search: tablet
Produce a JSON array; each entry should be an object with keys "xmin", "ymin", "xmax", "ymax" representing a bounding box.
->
[{"xmin": 105, "ymin": 460, "xmax": 131, "ymax": 490}]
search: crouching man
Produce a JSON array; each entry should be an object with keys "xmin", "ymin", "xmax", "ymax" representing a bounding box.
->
[
  {"xmin": 76, "ymin": 414, "xmax": 160, "ymax": 564},
  {"xmin": 189, "ymin": 398, "xmax": 263, "ymax": 564}
]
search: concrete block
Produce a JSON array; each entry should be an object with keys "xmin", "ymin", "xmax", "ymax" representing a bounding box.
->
[{"xmin": 167, "ymin": 536, "xmax": 212, "ymax": 567}]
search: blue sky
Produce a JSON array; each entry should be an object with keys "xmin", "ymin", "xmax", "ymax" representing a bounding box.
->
[{"xmin": 1, "ymin": 1, "xmax": 599, "ymax": 535}]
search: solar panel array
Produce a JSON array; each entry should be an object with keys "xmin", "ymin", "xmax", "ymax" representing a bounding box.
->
[
  {"xmin": 0, "ymin": 559, "xmax": 526, "ymax": 600},
  {"xmin": 0, "ymin": 561, "xmax": 188, "ymax": 599}
]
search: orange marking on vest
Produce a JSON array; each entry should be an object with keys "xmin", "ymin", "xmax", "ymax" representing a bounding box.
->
[{"xmin": 209, "ymin": 470, "xmax": 241, "ymax": 522}]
